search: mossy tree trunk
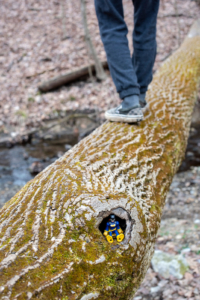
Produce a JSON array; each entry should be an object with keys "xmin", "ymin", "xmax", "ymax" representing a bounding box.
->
[{"xmin": 0, "ymin": 20, "xmax": 200, "ymax": 300}]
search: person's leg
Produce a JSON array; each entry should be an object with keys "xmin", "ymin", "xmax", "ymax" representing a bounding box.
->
[
  {"xmin": 95, "ymin": 0, "xmax": 144, "ymax": 122},
  {"xmin": 114, "ymin": 230, "xmax": 119, "ymax": 237},
  {"xmin": 132, "ymin": 0, "xmax": 160, "ymax": 98},
  {"xmin": 94, "ymin": 0, "xmax": 140, "ymax": 100},
  {"xmin": 106, "ymin": 231, "xmax": 113, "ymax": 243}
]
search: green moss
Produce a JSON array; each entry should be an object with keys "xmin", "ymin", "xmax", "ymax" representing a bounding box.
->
[
  {"xmin": 28, "ymin": 97, "xmax": 35, "ymax": 102},
  {"xmin": 15, "ymin": 110, "xmax": 27, "ymax": 118},
  {"xmin": 150, "ymin": 204, "xmax": 161, "ymax": 213}
]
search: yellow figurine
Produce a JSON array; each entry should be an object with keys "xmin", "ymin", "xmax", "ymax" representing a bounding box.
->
[{"xmin": 103, "ymin": 214, "xmax": 124, "ymax": 243}]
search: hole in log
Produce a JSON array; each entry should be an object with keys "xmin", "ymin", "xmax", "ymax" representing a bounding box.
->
[
  {"xmin": 96, "ymin": 207, "xmax": 134, "ymax": 244},
  {"xmin": 98, "ymin": 215, "xmax": 126, "ymax": 235}
]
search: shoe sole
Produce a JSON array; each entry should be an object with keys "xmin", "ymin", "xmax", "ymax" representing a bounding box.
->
[{"xmin": 105, "ymin": 112, "xmax": 143, "ymax": 123}]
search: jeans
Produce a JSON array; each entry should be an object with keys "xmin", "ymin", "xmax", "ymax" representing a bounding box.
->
[{"xmin": 94, "ymin": 0, "xmax": 160, "ymax": 99}]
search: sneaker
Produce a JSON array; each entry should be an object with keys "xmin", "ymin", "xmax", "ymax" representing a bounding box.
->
[
  {"xmin": 105, "ymin": 105, "xmax": 143, "ymax": 123},
  {"xmin": 139, "ymin": 94, "xmax": 149, "ymax": 113}
]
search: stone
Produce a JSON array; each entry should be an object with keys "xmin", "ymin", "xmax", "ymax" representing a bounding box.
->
[
  {"xmin": 194, "ymin": 219, "xmax": 200, "ymax": 224},
  {"xmin": 150, "ymin": 286, "xmax": 161, "ymax": 293},
  {"xmin": 151, "ymin": 250, "xmax": 188, "ymax": 279},
  {"xmin": 65, "ymin": 144, "xmax": 72, "ymax": 151},
  {"xmin": 181, "ymin": 248, "xmax": 191, "ymax": 254},
  {"xmin": 158, "ymin": 280, "xmax": 168, "ymax": 288},
  {"xmin": 191, "ymin": 245, "xmax": 200, "ymax": 252},
  {"xmin": 29, "ymin": 161, "xmax": 44, "ymax": 175}
]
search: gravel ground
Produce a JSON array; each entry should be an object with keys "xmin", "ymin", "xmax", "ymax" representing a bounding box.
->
[{"xmin": 133, "ymin": 167, "xmax": 200, "ymax": 300}]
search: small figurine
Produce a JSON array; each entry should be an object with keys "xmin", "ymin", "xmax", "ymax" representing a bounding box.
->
[{"xmin": 103, "ymin": 214, "xmax": 124, "ymax": 243}]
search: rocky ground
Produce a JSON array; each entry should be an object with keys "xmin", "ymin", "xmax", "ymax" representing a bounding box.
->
[{"xmin": 133, "ymin": 167, "xmax": 200, "ymax": 300}]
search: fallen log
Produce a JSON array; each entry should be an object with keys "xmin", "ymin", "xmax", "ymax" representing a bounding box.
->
[
  {"xmin": 1, "ymin": 20, "xmax": 200, "ymax": 300},
  {"xmin": 38, "ymin": 61, "xmax": 108, "ymax": 93}
]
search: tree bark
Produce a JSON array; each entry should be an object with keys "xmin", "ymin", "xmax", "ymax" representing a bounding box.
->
[
  {"xmin": 38, "ymin": 61, "xmax": 108, "ymax": 93},
  {"xmin": 1, "ymin": 20, "xmax": 200, "ymax": 300}
]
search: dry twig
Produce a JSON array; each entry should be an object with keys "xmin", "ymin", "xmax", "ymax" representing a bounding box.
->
[
  {"xmin": 61, "ymin": 0, "xmax": 68, "ymax": 40},
  {"xmin": 174, "ymin": 0, "xmax": 181, "ymax": 46},
  {"xmin": 80, "ymin": 0, "xmax": 106, "ymax": 81}
]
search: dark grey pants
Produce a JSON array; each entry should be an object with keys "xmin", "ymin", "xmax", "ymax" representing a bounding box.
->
[{"xmin": 94, "ymin": 0, "xmax": 160, "ymax": 99}]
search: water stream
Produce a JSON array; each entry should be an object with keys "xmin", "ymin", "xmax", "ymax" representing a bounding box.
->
[{"xmin": 0, "ymin": 125, "xmax": 200, "ymax": 209}]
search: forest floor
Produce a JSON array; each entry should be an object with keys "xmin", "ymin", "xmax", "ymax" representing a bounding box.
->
[
  {"xmin": 133, "ymin": 167, "xmax": 200, "ymax": 300},
  {"xmin": 1, "ymin": 0, "xmax": 200, "ymax": 299},
  {"xmin": 0, "ymin": 0, "xmax": 200, "ymax": 139}
]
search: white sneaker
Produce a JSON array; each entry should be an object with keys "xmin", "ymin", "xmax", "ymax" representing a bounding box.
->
[{"xmin": 105, "ymin": 105, "xmax": 143, "ymax": 123}]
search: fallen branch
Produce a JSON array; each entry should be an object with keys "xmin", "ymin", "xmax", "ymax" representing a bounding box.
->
[
  {"xmin": 26, "ymin": 67, "xmax": 57, "ymax": 79},
  {"xmin": 1, "ymin": 20, "xmax": 200, "ymax": 300},
  {"xmin": 38, "ymin": 60, "xmax": 108, "ymax": 92},
  {"xmin": 174, "ymin": 0, "xmax": 181, "ymax": 46},
  {"xmin": 158, "ymin": 13, "xmax": 193, "ymax": 18},
  {"xmin": 61, "ymin": 0, "xmax": 67, "ymax": 40}
]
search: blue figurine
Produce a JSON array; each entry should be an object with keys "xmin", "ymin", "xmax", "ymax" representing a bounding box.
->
[{"xmin": 103, "ymin": 214, "xmax": 124, "ymax": 243}]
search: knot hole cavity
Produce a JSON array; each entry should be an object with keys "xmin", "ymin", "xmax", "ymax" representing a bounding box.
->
[
  {"xmin": 99, "ymin": 215, "xmax": 126, "ymax": 234},
  {"xmin": 97, "ymin": 207, "xmax": 134, "ymax": 244}
]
